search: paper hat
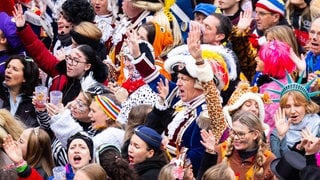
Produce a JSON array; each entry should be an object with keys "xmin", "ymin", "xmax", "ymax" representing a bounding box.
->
[
  {"xmin": 256, "ymin": 0, "xmax": 285, "ymax": 17},
  {"xmin": 134, "ymin": 125, "xmax": 162, "ymax": 149},
  {"xmin": 193, "ymin": 3, "xmax": 221, "ymax": 16},
  {"xmin": 95, "ymin": 95, "xmax": 121, "ymax": 121}
]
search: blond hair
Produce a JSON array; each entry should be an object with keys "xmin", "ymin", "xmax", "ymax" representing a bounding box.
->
[
  {"xmin": 279, "ymin": 91, "xmax": 320, "ymax": 114},
  {"xmin": 265, "ymin": 25, "xmax": 299, "ymax": 56},
  {"xmin": 202, "ymin": 159, "xmax": 234, "ymax": 180},
  {"xmin": 73, "ymin": 21, "xmax": 102, "ymax": 41},
  {"xmin": 78, "ymin": 163, "xmax": 107, "ymax": 180},
  {"xmin": 0, "ymin": 109, "xmax": 25, "ymax": 147},
  {"xmin": 225, "ymin": 111, "xmax": 267, "ymax": 177}
]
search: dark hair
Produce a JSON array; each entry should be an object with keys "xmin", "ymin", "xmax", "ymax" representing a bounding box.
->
[
  {"xmin": 76, "ymin": 45, "xmax": 108, "ymax": 83},
  {"xmin": 210, "ymin": 13, "xmax": 232, "ymax": 43},
  {"xmin": 62, "ymin": 0, "xmax": 95, "ymax": 25},
  {"xmin": 5, "ymin": 55, "xmax": 39, "ymax": 96},
  {"xmin": 98, "ymin": 145, "xmax": 138, "ymax": 180},
  {"xmin": 138, "ymin": 22, "xmax": 156, "ymax": 44}
]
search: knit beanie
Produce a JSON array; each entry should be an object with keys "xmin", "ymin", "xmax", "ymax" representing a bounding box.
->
[
  {"xmin": 256, "ymin": 0, "xmax": 285, "ymax": 17},
  {"xmin": 95, "ymin": 95, "xmax": 120, "ymax": 121},
  {"xmin": 134, "ymin": 125, "xmax": 162, "ymax": 150},
  {"xmin": 67, "ymin": 132, "xmax": 94, "ymax": 161}
]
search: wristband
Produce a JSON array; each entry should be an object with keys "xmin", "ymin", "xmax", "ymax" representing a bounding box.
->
[{"xmin": 14, "ymin": 160, "xmax": 26, "ymax": 167}]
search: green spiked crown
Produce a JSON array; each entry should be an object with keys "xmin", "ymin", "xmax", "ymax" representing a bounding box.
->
[{"xmin": 267, "ymin": 71, "xmax": 320, "ymax": 102}]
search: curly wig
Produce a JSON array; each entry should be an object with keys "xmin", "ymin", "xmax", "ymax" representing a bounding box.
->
[
  {"xmin": 62, "ymin": 0, "xmax": 95, "ymax": 25},
  {"xmin": 258, "ymin": 40, "xmax": 296, "ymax": 79}
]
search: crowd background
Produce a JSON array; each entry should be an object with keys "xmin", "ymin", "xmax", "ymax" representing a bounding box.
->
[{"xmin": 0, "ymin": 0, "xmax": 320, "ymax": 179}]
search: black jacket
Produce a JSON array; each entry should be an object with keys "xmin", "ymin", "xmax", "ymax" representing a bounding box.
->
[
  {"xmin": 134, "ymin": 152, "xmax": 168, "ymax": 180},
  {"xmin": 0, "ymin": 86, "xmax": 39, "ymax": 127}
]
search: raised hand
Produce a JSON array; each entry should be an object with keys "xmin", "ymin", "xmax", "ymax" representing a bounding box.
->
[
  {"xmin": 46, "ymin": 102, "xmax": 64, "ymax": 117},
  {"xmin": 125, "ymin": 29, "xmax": 141, "ymax": 59},
  {"xmin": 187, "ymin": 21, "xmax": 202, "ymax": 62},
  {"xmin": 300, "ymin": 128, "xmax": 320, "ymax": 155},
  {"xmin": 13, "ymin": 3, "xmax": 26, "ymax": 28},
  {"xmin": 290, "ymin": 49, "xmax": 306, "ymax": 76},
  {"xmin": 2, "ymin": 135, "xmax": 24, "ymax": 164},
  {"xmin": 200, "ymin": 129, "xmax": 216, "ymax": 153},
  {"xmin": 274, "ymin": 107, "xmax": 290, "ymax": 139},
  {"xmin": 157, "ymin": 78, "xmax": 169, "ymax": 101},
  {"xmin": 237, "ymin": 10, "xmax": 253, "ymax": 32}
]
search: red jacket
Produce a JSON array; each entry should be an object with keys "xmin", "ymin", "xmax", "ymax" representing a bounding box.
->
[
  {"xmin": 19, "ymin": 166, "xmax": 44, "ymax": 180},
  {"xmin": 17, "ymin": 24, "xmax": 80, "ymax": 104}
]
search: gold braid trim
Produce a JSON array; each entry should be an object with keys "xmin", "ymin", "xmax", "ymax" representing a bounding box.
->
[{"xmin": 201, "ymin": 80, "xmax": 227, "ymax": 144}]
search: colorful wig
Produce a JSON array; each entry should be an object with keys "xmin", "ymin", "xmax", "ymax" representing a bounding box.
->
[{"xmin": 258, "ymin": 40, "xmax": 296, "ymax": 78}]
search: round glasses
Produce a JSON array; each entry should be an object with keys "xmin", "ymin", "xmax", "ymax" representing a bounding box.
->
[{"xmin": 65, "ymin": 55, "xmax": 87, "ymax": 66}]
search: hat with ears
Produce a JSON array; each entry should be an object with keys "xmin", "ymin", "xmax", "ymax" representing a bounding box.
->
[
  {"xmin": 165, "ymin": 44, "xmax": 236, "ymax": 91},
  {"xmin": 132, "ymin": 0, "xmax": 164, "ymax": 12},
  {"xmin": 0, "ymin": 12, "xmax": 24, "ymax": 53},
  {"xmin": 95, "ymin": 95, "xmax": 121, "ymax": 121},
  {"xmin": 193, "ymin": 3, "xmax": 221, "ymax": 16},
  {"xmin": 271, "ymin": 151, "xmax": 306, "ymax": 180},
  {"xmin": 134, "ymin": 125, "xmax": 162, "ymax": 150},
  {"xmin": 256, "ymin": 0, "xmax": 285, "ymax": 17},
  {"xmin": 67, "ymin": 132, "xmax": 94, "ymax": 161},
  {"xmin": 222, "ymin": 81, "xmax": 270, "ymax": 134}
]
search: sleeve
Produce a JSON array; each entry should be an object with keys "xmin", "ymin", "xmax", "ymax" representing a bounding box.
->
[
  {"xmin": 50, "ymin": 109, "xmax": 83, "ymax": 147},
  {"xmin": 270, "ymin": 129, "xmax": 289, "ymax": 158},
  {"xmin": 198, "ymin": 63, "xmax": 227, "ymax": 142},
  {"xmin": 229, "ymin": 26, "xmax": 257, "ymax": 81},
  {"xmin": 18, "ymin": 166, "xmax": 43, "ymax": 180},
  {"xmin": 36, "ymin": 110, "xmax": 51, "ymax": 130},
  {"xmin": 17, "ymin": 24, "xmax": 60, "ymax": 77}
]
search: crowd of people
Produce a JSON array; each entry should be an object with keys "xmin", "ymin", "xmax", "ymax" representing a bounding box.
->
[{"xmin": 0, "ymin": 0, "xmax": 320, "ymax": 179}]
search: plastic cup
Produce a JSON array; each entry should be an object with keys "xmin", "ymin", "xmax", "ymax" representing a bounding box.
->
[
  {"xmin": 50, "ymin": 91, "xmax": 63, "ymax": 105},
  {"xmin": 52, "ymin": 166, "xmax": 66, "ymax": 180},
  {"xmin": 35, "ymin": 86, "xmax": 48, "ymax": 109}
]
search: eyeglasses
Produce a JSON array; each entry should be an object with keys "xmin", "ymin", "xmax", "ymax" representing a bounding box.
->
[
  {"xmin": 230, "ymin": 129, "xmax": 254, "ymax": 139},
  {"xmin": 65, "ymin": 55, "xmax": 87, "ymax": 66},
  {"xmin": 72, "ymin": 99, "xmax": 88, "ymax": 112},
  {"xmin": 255, "ymin": 11, "xmax": 274, "ymax": 17}
]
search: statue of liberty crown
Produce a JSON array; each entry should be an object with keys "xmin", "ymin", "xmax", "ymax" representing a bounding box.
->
[{"xmin": 267, "ymin": 71, "xmax": 320, "ymax": 102}]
